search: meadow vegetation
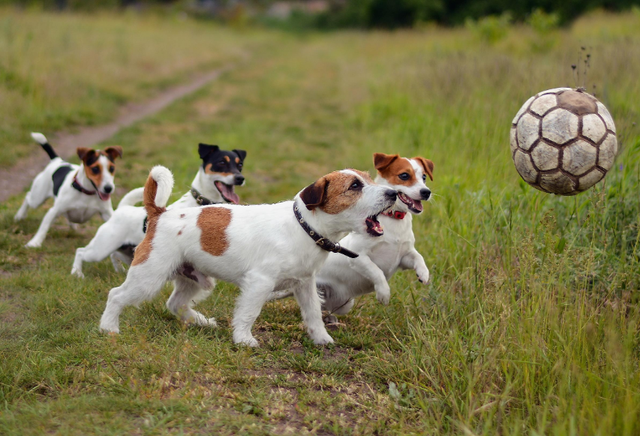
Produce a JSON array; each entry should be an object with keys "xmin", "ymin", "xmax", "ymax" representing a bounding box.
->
[{"xmin": 1, "ymin": 8, "xmax": 639, "ymax": 435}]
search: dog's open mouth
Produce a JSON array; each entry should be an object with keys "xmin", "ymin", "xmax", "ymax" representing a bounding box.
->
[
  {"xmin": 398, "ymin": 192, "xmax": 423, "ymax": 213},
  {"xmin": 214, "ymin": 181, "xmax": 239, "ymax": 204},
  {"xmin": 366, "ymin": 215, "xmax": 384, "ymax": 237},
  {"xmin": 97, "ymin": 191, "xmax": 111, "ymax": 201}
]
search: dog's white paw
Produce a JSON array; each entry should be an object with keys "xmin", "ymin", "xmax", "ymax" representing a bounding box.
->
[
  {"xmin": 71, "ymin": 268, "xmax": 85, "ymax": 279},
  {"xmin": 237, "ymin": 337, "xmax": 259, "ymax": 347},
  {"xmin": 313, "ymin": 333, "xmax": 334, "ymax": 346},
  {"xmin": 25, "ymin": 239, "xmax": 42, "ymax": 248},
  {"xmin": 416, "ymin": 267, "xmax": 430, "ymax": 285},
  {"xmin": 99, "ymin": 324, "xmax": 120, "ymax": 334},
  {"xmin": 189, "ymin": 313, "xmax": 217, "ymax": 328},
  {"xmin": 375, "ymin": 283, "xmax": 391, "ymax": 305},
  {"xmin": 205, "ymin": 317, "xmax": 217, "ymax": 327}
]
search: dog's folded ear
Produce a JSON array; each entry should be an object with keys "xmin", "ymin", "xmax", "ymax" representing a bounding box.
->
[
  {"xmin": 198, "ymin": 143, "xmax": 220, "ymax": 160},
  {"xmin": 104, "ymin": 146, "xmax": 123, "ymax": 161},
  {"xmin": 77, "ymin": 147, "xmax": 97, "ymax": 163},
  {"xmin": 373, "ymin": 153, "xmax": 400, "ymax": 171},
  {"xmin": 300, "ymin": 177, "xmax": 327, "ymax": 210},
  {"xmin": 233, "ymin": 149, "xmax": 247, "ymax": 162},
  {"xmin": 413, "ymin": 157, "xmax": 434, "ymax": 181}
]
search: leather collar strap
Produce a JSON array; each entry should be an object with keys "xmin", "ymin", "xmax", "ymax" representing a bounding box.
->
[
  {"xmin": 293, "ymin": 202, "xmax": 359, "ymax": 258},
  {"xmin": 382, "ymin": 209, "xmax": 406, "ymax": 220},
  {"xmin": 72, "ymin": 173, "xmax": 97, "ymax": 196},
  {"xmin": 191, "ymin": 187, "xmax": 219, "ymax": 206}
]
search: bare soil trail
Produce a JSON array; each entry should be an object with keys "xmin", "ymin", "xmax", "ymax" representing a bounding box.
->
[{"xmin": 0, "ymin": 67, "xmax": 230, "ymax": 203}]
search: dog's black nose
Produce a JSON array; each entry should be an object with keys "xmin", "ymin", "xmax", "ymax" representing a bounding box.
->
[
  {"xmin": 104, "ymin": 185, "xmax": 113, "ymax": 194},
  {"xmin": 420, "ymin": 188, "xmax": 431, "ymax": 200},
  {"xmin": 385, "ymin": 189, "xmax": 397, "ymax": 201},
  {"xmin": 234, "ymin": 174, "xmax": 245, "ymax": 185}
]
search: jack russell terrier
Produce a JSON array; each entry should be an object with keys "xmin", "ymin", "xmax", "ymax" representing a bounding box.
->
[
  {"xmin": 270, "ymin": 152, "xmax": 433, "ymax": 316},
  {"xmin": 99, "ymin": 165, "xmax": 397, "ymax": 346},
  {"xmin": 14, "ymin": 133, "xmax": 122, "ymax": 248},
  {"xmin": 71, "ymin": 143, "xmax": 246, "ymax": 278}
]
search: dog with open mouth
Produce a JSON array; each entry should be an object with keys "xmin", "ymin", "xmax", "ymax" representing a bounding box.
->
[
  {"xmin": 99, "ymin": 165, "xmax": 397, "ymax": 346},
  {"xmin": 71, "ymin": 143, "xmax": 246, "ymax": 277},
  {"xmin": 270, "ymin": 152, "xmax": 433, "ymax": 316},
  {"xmin": 14, "ymin": 133, "xmax": 122, "ymax": 248}
]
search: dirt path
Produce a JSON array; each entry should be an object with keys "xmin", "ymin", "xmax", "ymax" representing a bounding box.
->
[{"xmin": 0, "ymin": 67, "xmax": 229, "ymax": 203}]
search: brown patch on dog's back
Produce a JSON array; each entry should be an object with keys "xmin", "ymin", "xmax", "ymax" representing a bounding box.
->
[{"xmin": 197, "ymin": 207, "xmax": 232, "ymax": 256}]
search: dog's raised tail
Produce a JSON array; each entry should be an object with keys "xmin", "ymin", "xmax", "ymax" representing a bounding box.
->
[
  {"xmin": 117, "ymin": 187, "xmax": 144, "ymax": 209},
  {"xmin": 143, "ymin": 166, "xmax": 174, "ymax": 217},
  {"xmin": 31, "ymin": 132, "xmax": 58, "ymax": 160}
]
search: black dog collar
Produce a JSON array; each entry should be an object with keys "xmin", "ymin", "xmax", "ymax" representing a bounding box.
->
[
  {"xmin": 191, "ymin": 187, "xmax": 220, "ymax": 206},
  {"xmin": 293, "ymin": 202, "xmax": 358, "ymax": 259},
  {"xmin": 72, "ymin": 173, "xmax": 97, "ymax": 196}
]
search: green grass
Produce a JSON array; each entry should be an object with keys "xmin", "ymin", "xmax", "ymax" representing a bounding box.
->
[
  {"xmin": 0, "ymin": 7, "xmax": 274, "ymax": 167},
  {"xmin": 1, "ymin": 8, "xmax": 640, "ymax": 435}
]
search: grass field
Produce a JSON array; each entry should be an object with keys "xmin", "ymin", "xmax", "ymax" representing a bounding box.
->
[{"xmin": 1, "ymin": 8, "xmax": 640, "ymax": 435}]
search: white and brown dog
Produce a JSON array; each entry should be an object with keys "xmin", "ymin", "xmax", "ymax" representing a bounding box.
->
[
  {"xmin": 271, "ymin": 152, "xmax": 433, "ymax": 315},
  {"xmin": 14, "ymin": 133, "xmax": 122, "ymax": 248},
  {"xmin": 99, "ymin": 165, "xmax": 397, "ymax": 346},
  {"xmin": 71, "ymin": 143, "xmax": 246, "ymax": 277}
]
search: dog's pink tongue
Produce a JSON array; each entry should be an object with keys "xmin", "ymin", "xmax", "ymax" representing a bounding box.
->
[
  {"xmin": 215, "ymin": 181, "xmax": 239, "ymax": 204},
  {"xmin": 97, "ymin": 191, "xmax": 111, "ymax": 201},
  {"xmin": 412, "ymin": 199, "xmax": 423, "ymax": 212}
]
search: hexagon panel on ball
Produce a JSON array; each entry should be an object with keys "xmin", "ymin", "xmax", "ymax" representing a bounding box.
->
[{"xmin": 510, "ymin": 87, "xmax": 617, "ymax": 196}]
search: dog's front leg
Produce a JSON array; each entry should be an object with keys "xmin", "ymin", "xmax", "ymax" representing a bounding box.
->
[
  {"xmin": 400, "ymin": 248, "xmax": 430, "ymax": 285},
  {"xmin": 349, "ymin": 255, "xmax": 391, "ymax": 305},
  {"xmin": 232, "ymin": 275, "xmax": 276, "ymax": 347},
  {"xmin": 25, "ymin": 207, "xmax": 60, "ymax": 248},
  {"xmin": 294, "ymin": 278, "xmax": 334, "ymax": 345}
]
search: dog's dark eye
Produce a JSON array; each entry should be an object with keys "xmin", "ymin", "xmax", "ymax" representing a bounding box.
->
[
  {"xmin": 109, "ymin": 165, "xmax": 115, "ymax": 174},
  {"xmin": 422, "ymin": 174, "xmax": 426, "ymax": 182},
  {"xmin": 217, "ymin": 161, "xmax": 226, "ymax": 167},
  {"xmin": 398, "ymin": 173, "xmax": 410, "ymax": 181},
  {"xmin": 237, "ymin": 163, "xmax": 243, "ymax": 170},
  {"xmin": 349, "ymin": 180, "xmax": 362, "ymax": 190},
  {"xmin": 91, "ymin": 166, "xmax": 100, "ymax": 175}
]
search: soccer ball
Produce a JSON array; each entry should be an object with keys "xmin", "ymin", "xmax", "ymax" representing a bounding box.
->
[{"xmin": 510, "ymin": 87, "xmax": 617, "ymax": 195}]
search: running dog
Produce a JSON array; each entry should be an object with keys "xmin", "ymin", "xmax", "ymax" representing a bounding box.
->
[
  {"xmin": 71, "ymin": 143, "xmax": 246, "ymax": 278},
  {"xmin": 14, "ymin": 133, "xmax": 122, "ymax": 248},
  {"xmin": 271, "ymin": 152, "xmax": 433, "ymax": 315},
  {"xmin": 99, "ymin": 166, "xmax": 397, "ymax": 346}
]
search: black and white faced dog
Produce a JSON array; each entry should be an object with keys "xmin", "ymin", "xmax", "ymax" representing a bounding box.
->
[
  {"xmin": 15, "ymin": 133, "xmax": 123, "ymax": 248},
  {"xmin": 71, "ymin": 143, "xmax": 247, "ymax": 277}
]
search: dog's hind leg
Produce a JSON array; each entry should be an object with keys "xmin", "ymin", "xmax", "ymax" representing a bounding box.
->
[
  {"xmin": 294, "ymin": 278, "xmax": 334, "ymax": 345},
  {"xmin": 15, "ymin": 173, "xmax": 52, "ymax": 221},
  {"xmin": 14, "ymin": 197, "xmax": 30, "ymax": 221},
  {"xmin": 65, "ymin": 214, "xmax": 79, "ymax": 231},
  {"xmin": 110, "ymin": 251, "xmax": 132, "ymax": 273},
  {"xmin": 25, "ymin": 206, "xmax": 60, "ymax": 248},
  {"xmin": 267, "ymin": 290, "xmax": 293, "ymax": 301},
  {"xmin": 72, "ymin": 229, "xmax": 131, "ymax": 277},
  {"xmin": 99, "ymin": 263, "xmax": 169, "ymax": 333},
  {"xmin": 166, "ymin": 274, "xmax": 216, "ymax": 328}
]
